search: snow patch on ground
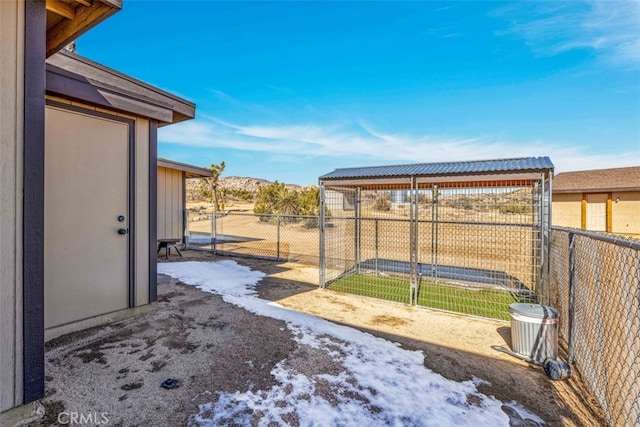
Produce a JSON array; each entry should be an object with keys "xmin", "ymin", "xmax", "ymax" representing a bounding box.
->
[{"xmin": 158, "ymin": 261, "xmax": 543, "ymax": 426}]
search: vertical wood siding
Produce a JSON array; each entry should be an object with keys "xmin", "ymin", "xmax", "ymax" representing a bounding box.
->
[
  {"xmin": 0, "ymin": 0, "xmax": 24, "ymax": 412},
  {"xmin": 135, "ymin": 118, "xmax": 150, "ymax": 306},
  {"xmin": 157, "ymin": 167, "xmax": 184, "ymax": 240}
]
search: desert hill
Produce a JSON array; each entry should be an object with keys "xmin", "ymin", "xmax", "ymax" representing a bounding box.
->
[{"xmin": 186, "ymin": 176, "xmax": 309, "ymax": 202}]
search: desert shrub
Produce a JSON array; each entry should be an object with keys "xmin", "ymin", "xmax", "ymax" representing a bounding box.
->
[
  {"xmin": 253, "ymin": 202, "xmax": 273, "ymax": 222},
  {"xmin": 498, "ymin": 204, "xmax": 532, "ymax": 214},
  {"xmin": 374, "ymin": 197, "xmax": 391, "ymax": 211},
  {"xmin": 253, "ymin": 183, "xmax": 326, "ymax": 227},
  {"xmin": 227, "ymin": 188, "xmax": 254, "ymax": 201},
  {"xmin": 303, "ymin": 216, "xmax": 320, "ymax": 228}
]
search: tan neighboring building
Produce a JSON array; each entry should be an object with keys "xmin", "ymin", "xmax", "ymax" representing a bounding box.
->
[
  {"xmin": 552, "ymin": 167, "xmax": 640, "ymax": 237},
  {"xmin": 158, "ymin": 159, "xmax": 212, "ymax": 242}
]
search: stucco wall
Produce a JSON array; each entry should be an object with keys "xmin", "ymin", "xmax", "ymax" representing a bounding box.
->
[
  {"xmin": 157, "ymin": 166, "xmax": 184, "ymax": 240},
  {"xmin": 0, "ymin": 0, "xmax": 24, "ymax": 412},
  {"xmin": 553, "ymin": 191, "xmax": 640, "ymax": 237},
  {"xmin": 552, "ymin": 193, "xmax": 582, "ymax": 229},
  {"xmin": 612, "ymin": 191, "xmax": 640, "ymax": 237}
]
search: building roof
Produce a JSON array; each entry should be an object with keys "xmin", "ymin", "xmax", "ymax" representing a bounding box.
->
[
  {"xmin": 158, "ymin": 159, "xmax": 213, "ymax": 179},
  {"xmin": 553, "ymin": 166, "xmax": 640, "ymax": 193},
  {"xmin": 319, "ymin": 157, "xmax": 554, "ymax": 183},
  {"xmin": 46, "ymin": 50, "xmax": 196, "ymax": 125}
]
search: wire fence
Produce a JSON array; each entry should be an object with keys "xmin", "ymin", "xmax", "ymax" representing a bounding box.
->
[
  {"xmin": 541, "ymin": 227, "xmax": 640, "ymax": 427},
  {"xmin": 183, "ymin": 209, "xmax": 638, "ymax": 425},
  {"xmin": 184, "ymin": 211, "xmax": 320, "ymax": 266}
]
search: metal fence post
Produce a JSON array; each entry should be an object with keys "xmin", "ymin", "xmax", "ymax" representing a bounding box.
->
[
  {"xmin": 375, "ymin": 218, "xmax": 379, "ymax": 275},
  {"xmin": 211, "ymin": 211, "xmax": 217, "ymax": 255},
  {"xmin": 567, "ymin": 231, "xmax": 575, "ymax": 364},
  {"xmin": 184, "ymin": 210, "xmax": 190, "ymax": 250},
  {"xmin": 277, "ymin": 214, "xmax": 281, "ymax": 261}
]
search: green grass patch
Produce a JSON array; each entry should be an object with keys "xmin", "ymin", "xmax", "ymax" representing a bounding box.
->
[{"xmin": 327, "ymin": 273, "xmax": 527, "ymax": 320}]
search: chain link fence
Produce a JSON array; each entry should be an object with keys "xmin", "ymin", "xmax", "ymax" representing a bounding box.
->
[
  {"xmin": 541, "ymin": 227, "xmax": 640, "ymax": 427},
  {"xmin": 183, "ymin": 209, "xmax": 638, "ymax": 425},
  {"xmin": 184, "ymin": 210, "xmax": 320, "ymax": 265}
]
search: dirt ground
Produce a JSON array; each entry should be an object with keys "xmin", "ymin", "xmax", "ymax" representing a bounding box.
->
[{"xmin": 33, "ymin": 250, "xmax": 605, "ymax": 426}]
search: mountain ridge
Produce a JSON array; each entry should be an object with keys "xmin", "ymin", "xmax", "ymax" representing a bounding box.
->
[{"xmin": 186, "ymin": 176, "xmax": 314, "ymax": 201}]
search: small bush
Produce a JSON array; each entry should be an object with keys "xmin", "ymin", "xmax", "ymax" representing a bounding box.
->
[
  {"xmin": 374, "ymin": 198, "xmax": 391, "ymax": 211},
  {"xmin": 499, "ymin": 204, "xmax": 532, "ymax": 214},
  {"xmin": 303, "ymin": 217, "xmax": 320, "ymax": 229}
]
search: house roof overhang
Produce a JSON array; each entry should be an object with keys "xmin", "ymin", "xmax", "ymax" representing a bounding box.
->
[
  {"xmin": 46, "ymin": 0, "xmax": 122, "ymax": 58},
  {"xmin": 46, "ymin": 50, "xmax": 196, "ymax": 125},
  {"xmin": 158, "ymin": 159, "xmax": 213, "ymax": 179},
  {"xmin": 552, "ymin": 166, "xmax": 640, "ymax": 193}
]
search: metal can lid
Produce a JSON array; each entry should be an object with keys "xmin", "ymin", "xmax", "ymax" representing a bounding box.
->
[{"xmin": 509, "ymin": 303, "xmax": 558, "ymax": 319}]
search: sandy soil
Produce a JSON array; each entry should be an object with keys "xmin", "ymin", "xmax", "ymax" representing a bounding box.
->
[{"xmin": 33, "ymin": 250, "xmax": 605, "ymax": 426}]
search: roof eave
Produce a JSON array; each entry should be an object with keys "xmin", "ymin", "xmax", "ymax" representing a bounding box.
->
[
  {"xmin": 46, "ymin": 0, "xmax": 122, "ymax": 58},
  {"xmin": 46, "ymin": 51, "xmax": 195, "ymax": 124},
  {"xmin": 158, "ymin": 159, "xmax": 213, "ymax": 178},
  {"xmin": 554, "ymin": 187, "xmax": 640, "ymax": 193}
]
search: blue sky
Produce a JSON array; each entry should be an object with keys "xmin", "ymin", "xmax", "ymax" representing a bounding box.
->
[{"xmin": 78, "ymin": 1, "xmax": 640, "ymax": 185}]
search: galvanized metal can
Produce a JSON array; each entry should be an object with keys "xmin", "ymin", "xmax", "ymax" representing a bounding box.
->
[{"xmin": 509, "ymin": 303, "xmax": 559, "ymax": 364}]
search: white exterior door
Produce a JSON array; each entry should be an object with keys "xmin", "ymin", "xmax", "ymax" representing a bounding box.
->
[
  {"xmin": 586, "ymin": 193, "xmax": 607, "ymax": 232},
  {"xmin": 45, "ymin": 106, "xmax": 130, "ymax": 328}
]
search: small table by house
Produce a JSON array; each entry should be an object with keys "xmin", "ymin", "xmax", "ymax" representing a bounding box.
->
[{"xmin": 157, "ymin": 238, "xmax": 182, "ymax": 259}]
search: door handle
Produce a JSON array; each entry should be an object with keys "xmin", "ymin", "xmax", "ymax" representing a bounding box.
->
[{"xmin": 117, "ymin": 228, "xmax": 129, "ymax": 235}]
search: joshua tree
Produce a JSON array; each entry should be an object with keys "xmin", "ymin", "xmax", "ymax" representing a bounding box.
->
[{"xmin": 205, "ymin": 161, "xmax": 225, "ymax": 213}]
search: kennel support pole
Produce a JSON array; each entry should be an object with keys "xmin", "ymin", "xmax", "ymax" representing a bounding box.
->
[
  {"xmin": 539, "ymin": 176, "xmax": 545, "ymax": 294},
  {"xmin": 409, "ymin": 177, "xmax": 417, "ymax": 305},
  {"xmin": 319, "ymin": 183, "xmax": 326, "ymax": 288},
  {"xmin": 355, "ymin": 187, "xmax": 361, "ymax": 274},
  {"xmin": 432, "ymin": 184, "xmax": 439, "ymax": 283},
  {"xmin": 545, "ymin": 172, "xmax": 553, "ymax": 301}
]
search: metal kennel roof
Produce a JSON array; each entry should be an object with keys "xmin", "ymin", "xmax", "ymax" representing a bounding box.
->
[{"xmin": 320, "ymin": 157, "xmax": 554, "ymax": 184}]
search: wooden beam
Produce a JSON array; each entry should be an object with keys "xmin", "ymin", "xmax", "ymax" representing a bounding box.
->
[
  {"xmin": 581, "ymin": 194, "xmax": 587, "ymax": 230},
  {"xmin": 46, "ymin": 0, "xmax": 75, "ymax": 20},
  {"xmin": 72, "ymin": 0, "xmax": 92, "ymax": 7},
  {"xmin": 607, "ymin": 192, "xmax": 612, "ymax": 233},
  {"xmin": 46, "ymin": 1, "xmax": 121, "ymax": 57}
]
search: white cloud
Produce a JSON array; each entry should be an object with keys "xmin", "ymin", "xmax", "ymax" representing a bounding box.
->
[
  {"xmin": 158, "ymin": 117, "xmax": 639, "ymax": 173},
  {"xmin": 494, "ymin": 0, "xmax": 640, "ymax": 68}
]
